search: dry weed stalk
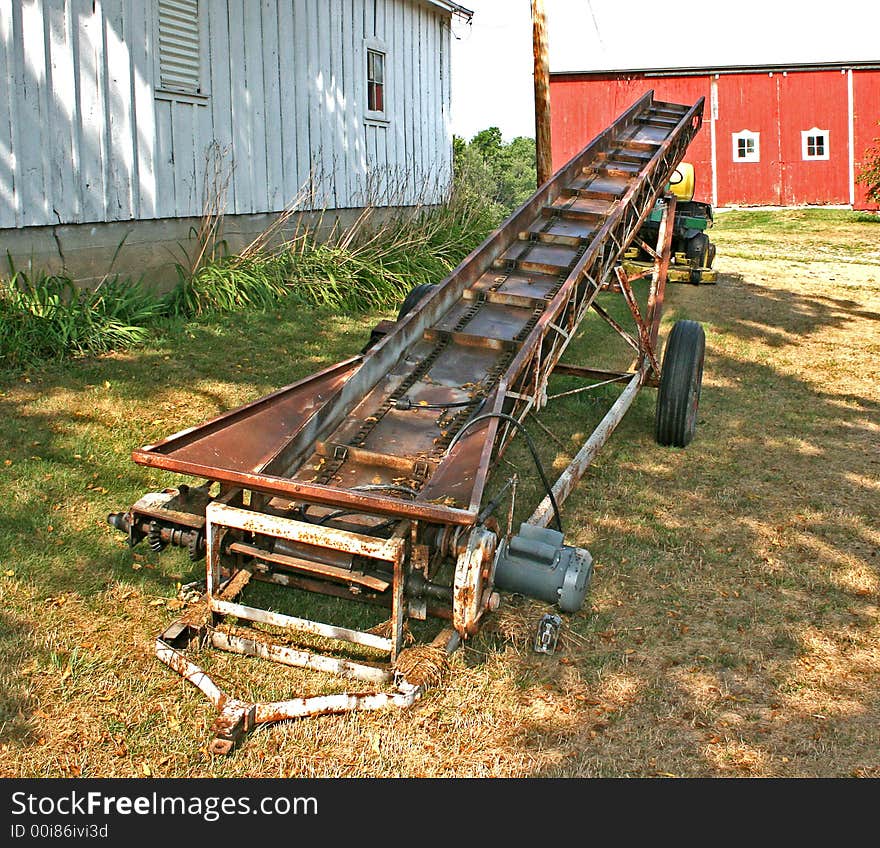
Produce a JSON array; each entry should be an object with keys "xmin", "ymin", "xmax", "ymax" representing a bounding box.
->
[{"xmin": 189, "ymin": 142, "xmax": 233, "ymax": 276}]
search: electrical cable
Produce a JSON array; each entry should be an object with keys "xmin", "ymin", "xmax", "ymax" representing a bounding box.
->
[
  {"xmin": 315, "ymin": 509, "xmax": 398, "ymax": 536},
  {"xmin": 392, "ymin": 397, "xmax": 473, "ymax": 411},
  {"xmin": 446, "ymin": 413, "xmax": 563, "ymax": 533},
  {"xmin": 351, "ymin": 483, "xmax": 419, "ymax": 498}
]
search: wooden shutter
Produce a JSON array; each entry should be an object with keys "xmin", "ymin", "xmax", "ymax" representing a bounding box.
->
[{"xmin": 158, "ymin": 0, "xmax": 201, "ymax": 94}]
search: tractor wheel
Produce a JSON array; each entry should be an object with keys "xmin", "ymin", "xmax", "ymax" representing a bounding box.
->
[
  {"xmin": 396, "ymin": 283, "xmax": 435, "ymax": 322},
  {"xmin": 655, "ymin": 320, "xmax": 705, "ymax": 448},
  {"xmin": 685, "ymin": 233, "xmax": 710, "ymax": 266},
  {"xmin": 363, "ymin": 284, "xmax": 434, "ymax": 353},
  {"xmin": 707, "ymin": 242, "xmax": 716, "ymax": 268},
  {"xmin": 685, "ymin": 233, "xmax": 710, "ymax": 284}
]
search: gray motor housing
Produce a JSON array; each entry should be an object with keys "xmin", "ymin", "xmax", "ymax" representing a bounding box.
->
[{"xmin": 493, "ymin": 523, "xmax": 593, "ymax": 613}]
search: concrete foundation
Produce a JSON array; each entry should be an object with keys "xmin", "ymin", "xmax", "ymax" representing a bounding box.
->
[{"xmin": 0, "ymin": 207, "xmax": 395, "ymax": 292}]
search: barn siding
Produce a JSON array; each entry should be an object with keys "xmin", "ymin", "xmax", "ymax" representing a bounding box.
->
[
  {"xmin": 0, "ymin": 0, "xmax": 454, "ymax": 232},
  {"xmin": 777, "ymin": 71, "xmax": 849, "ymax": 206},
  {"xmin": 853, "ymin": 70, "xmax": 880, "ymax": 210},
  {"xmin": 714, "ymin": 72, "xmax": 782, "ymax": 206},
  {"xmin": 550, "ymin": 66, "xmax": 880, "ymax": 210},
  {"xmin": 550, "ymin": 74, "xmax": 712, "ymax": 203}
]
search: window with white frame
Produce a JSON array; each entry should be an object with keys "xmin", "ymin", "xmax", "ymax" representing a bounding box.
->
[
  {"xmin": 732, "ymin": 130, "xmax": 760, "ymax": 163},
  {"xmin": 802, "ymin": 128, "xmax": 829, "ymax": 160},
  {"xmin": 366, "ymin": 46, "xmax": 387, "ymax": 118},
  {"xmin": 156, "ymin": 0, "xmax": 204, "ymax": 97}
]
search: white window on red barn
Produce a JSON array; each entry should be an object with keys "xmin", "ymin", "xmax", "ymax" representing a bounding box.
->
[
  {"xmin": 732, "ymin": 131, "xmax": 760, "ymax": 163},
  {"xmin": 802, "ymin": 128, "xmax": 829, "ymax": 161},
  {"xmin": 367, "ymin": 48, "xmax": 386, "ymax": 116}
]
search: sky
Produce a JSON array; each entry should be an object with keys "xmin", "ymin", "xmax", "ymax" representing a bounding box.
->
[{"xmin": 450, "ymin": 0, "xmax": 880, "ymax": 143}]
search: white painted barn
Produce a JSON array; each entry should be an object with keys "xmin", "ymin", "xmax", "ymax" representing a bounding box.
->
[{"xmin": 0, "ymin": 0, "xmax": 472, "ymax": 286}]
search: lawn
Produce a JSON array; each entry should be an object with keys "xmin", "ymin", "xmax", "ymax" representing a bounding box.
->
[{"xmin": 1, "ymin": 209, "xmax": 878, "ymax": 777}]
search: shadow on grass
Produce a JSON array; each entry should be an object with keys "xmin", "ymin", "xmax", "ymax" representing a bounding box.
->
[
  {"xmin": 0, "ymin": 610, "xmax": 40, "ymax": 746},
  {"xmin": 0, "ymin": 301, "xmax": 380, "ymax": 597},
  {"xmin": 468, "ymin": 278, "xmax": 880, "ymax": 776},
  {"xmin": 705, "ymin": 271, "xmax": 880, "ymax": 344},
  {"xmin": 1, "ymin": 268, "xmax": 877, "ymax": 775}
]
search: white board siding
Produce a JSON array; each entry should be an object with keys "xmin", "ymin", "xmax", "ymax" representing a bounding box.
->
[
  {"xmin": 78, "ymin": 1, "xmax": 109, "ymax": 223},
  {"xmin": 261, "ymin": 0, "xmax": 283, "ymax": 212},
  {"xmin": 0, "ymin": 0, "xmax": 454, "ymax": 232}
]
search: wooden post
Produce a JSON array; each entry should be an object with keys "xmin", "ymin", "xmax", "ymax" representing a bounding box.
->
[{"xmin": 531, "ymin": 0, "xmax": 552, "ymax": 187}]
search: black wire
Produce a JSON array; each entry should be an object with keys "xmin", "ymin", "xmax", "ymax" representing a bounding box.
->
[
  {"xmin": 447, "ymin": 413, "xmax": 563, "ymax": 533},
  {"xmin": 393, "ymin": 397, "xmax": 473, "ymax": 411},
  {"xmin": 351, "ymin": 483, "xmax": 419, "ymax": 497},
  {"xmin": 315, "ymin": 509, "xmax": 359, "ymax": 525}
]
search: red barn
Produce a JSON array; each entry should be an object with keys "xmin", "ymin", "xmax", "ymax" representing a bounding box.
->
[{"xmin": 549, "ymin": 61, "xmax": 880, "ymax": 210}]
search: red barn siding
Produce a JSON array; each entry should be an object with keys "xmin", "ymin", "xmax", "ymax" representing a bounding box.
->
[
  {"xmin": 715, "ymin": 73, "xmax": 782, "ymax": 206},
  {"xmin": 777, "ymin": 71, "xmax": 849, "ymax": 205},
  {"xmin": 550, "ymin": 75, "xmax": 713, "ymax": 203},
  {"xmin": 550, "ymin": 66, "xmax": 880, "ymax": 210},
  {"xmin": 853, "ymin": 71, "xmax": 880, "ymax": 210}
]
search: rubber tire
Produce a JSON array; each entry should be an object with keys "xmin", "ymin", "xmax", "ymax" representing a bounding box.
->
[
  {"xmin": 360, "ymin": 325, "xmax": 386, "ymax": 354},
  {"xmin": 685, "ymin": 233, "xmax": 710, "ymax": 284},
  {"xmin": 396, "ymin": 283, "xmax": 435, "ymax": 322},
  {"xmin": 655, "ymin": 319, "xmax": 706, "ymax": 448},
  {"xmin": 686, "ymin": 233, "xmax": 710, "ymax": 266},
  {"xmin": 706, "ymin": 242, "xmax": 716, "ymax": 268}
]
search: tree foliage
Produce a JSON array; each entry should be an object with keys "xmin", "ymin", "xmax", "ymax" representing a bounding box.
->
[
  {"xmin": 856, "ymin": 123, "xmax": 880, "ymax": 203},
  {"xmin": 452, "ymin": 128, "xmax": 537, "ymax": 222}
]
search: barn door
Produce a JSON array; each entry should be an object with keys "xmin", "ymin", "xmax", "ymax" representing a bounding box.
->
[{"xmin": 714, "ymin": 73, "xmax": 782, "ymax": 207}]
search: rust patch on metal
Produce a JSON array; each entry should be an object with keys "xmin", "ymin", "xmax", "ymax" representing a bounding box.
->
[{"xmin": 119, "ymin": 92, "xmax": 706, "ymax": 753}]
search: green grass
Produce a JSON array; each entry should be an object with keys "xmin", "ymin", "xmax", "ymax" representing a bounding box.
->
[
  {"xmin": 0, "ymin": 268, "xmax": 167, "ymax": 370},
  {"xmin": 711, "ymin": 208, "xmax": 880, "ymax": 265},
  {"xmin": 1, "ymin": 209, "xmax": 879, "ymax": 778},
  {"xmin": 715, "ymin": 208, "xmax": 879, "ymax": 230},
  {"xmin": 1, "ymin": 177, "xmax": 500, "ymax": 372}
]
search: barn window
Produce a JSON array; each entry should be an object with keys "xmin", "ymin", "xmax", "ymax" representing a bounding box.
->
[
  {"xmin": 367, "ymin": 49, "xmax": 386, "ymax": 116},
  {"xmin": 156, "ymin": 0, "xmax": 204, "ymax": 97},
  {"xmin": 802, "ymin": 128, "xmax": 829, "ymax": 161},
  {"xmin": 732, "ymin": 131, "xmax": 760, "ymax": 163}
]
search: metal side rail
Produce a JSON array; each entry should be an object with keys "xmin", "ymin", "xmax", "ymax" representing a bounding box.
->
[{"xmin": 107, "ymin": 91, "xmax": 708, "ymax": 753}]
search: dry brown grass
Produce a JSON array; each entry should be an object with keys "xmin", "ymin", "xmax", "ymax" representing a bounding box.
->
[{"xmin": 1, "ymin": 210, "xmax": 878, "ymax": 778}]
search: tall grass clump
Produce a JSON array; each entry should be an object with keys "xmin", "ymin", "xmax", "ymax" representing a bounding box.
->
[
  {"xmin": 1, "ymin": 155, "xmax": 509, "ymax": 368},
  {"xmin": 285, "ymin": 180, "xmax": 499, "ymax": 312},
  {"xmin": 172, "ymin": 162, "xmax": 502, "ymax": 316},
  {"xmin": 0, "ymin": 263, "xmax": 167, "ymax": 369},
  {"xmin": 165, "ymin": 251, "xmax": 294, "ymax": 317}
]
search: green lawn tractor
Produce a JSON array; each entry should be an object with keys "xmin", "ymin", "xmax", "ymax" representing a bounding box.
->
[{"xmin": 623, "ymin": 162, "xmax": 717, "ymax": 285}]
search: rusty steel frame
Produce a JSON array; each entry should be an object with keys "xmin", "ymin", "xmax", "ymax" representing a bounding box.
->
[
  {"xmin": 132, "ymin": 92, "xmax": 703, "ymax": 527},
  {"xmin": 525, "ymin": 193, "xmax": 679, "ymax": 524},
  {"xmin": 156, "ymin": 629, "xmax": 461, "ymax": 755},
  {"xmin": 119, "ymin": 93, "xmax": 706, "ymax": 751},
  {"xmin": 205, "ymin": 502, "xmax": 408, "ymax": 663}
]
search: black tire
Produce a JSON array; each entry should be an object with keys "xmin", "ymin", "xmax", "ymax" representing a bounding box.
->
[
  {"xmin": 360, "ymin": 325, "xmax": 386, "ymax": 354},
  {"xmin": 706, "ymin": 242, "xmax": 716, "ymax": 268},
  {"xmin": 396, "ymin": 283, "xmax": 435, "ymax": 322},
  {"xmin": 685, "ymin": 233, "xmax": 710, "ymax": 284},
  {"xmin": 655, "ymin": 319, "xmax": 705, "ymax": 448},
  {"xmin": 685, "ymin": 232, "xmax": 710, "ymax": 267}
]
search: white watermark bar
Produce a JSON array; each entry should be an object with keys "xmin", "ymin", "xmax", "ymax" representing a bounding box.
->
[{"xmin": 8, "ymin": 788, "xmax": 317, "ymax": 822}]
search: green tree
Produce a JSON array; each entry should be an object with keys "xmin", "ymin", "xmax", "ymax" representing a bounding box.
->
[
  {"xmin": 857, "ymin": 125, "xmax": 880, "ymax": 203},
  {"xmin": 452, "ymin": 128, "xmax": 537, "ymax": 219}
]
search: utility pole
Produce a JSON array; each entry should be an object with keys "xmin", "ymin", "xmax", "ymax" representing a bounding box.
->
[{"xmin": 531, "ymin": 0, "xmax": 552, "ymax": 187}]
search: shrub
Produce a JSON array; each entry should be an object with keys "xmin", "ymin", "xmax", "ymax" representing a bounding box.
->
[
  {"xmin": 0, "ymin": 264, "xmax": 166, "ymax": 368},
  {"xmin": 0, "ymin": 145, "xmax": 513, "ymax": 369},
  {"xmin": 856, "ymin": 122, "xmax": 880, "ymax": 203}
]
